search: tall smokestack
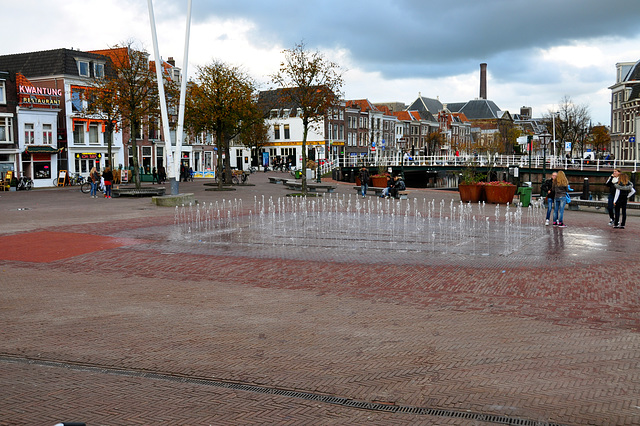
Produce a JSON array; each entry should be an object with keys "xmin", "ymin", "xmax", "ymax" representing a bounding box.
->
[{"xmin": 480, "ymin": 63, "xmax": 487, "ymax": 100}]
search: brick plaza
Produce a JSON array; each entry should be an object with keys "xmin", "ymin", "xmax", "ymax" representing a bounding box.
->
[{"xmin": 1, "ymin": 173, "xmax": 639, "ymax": 425}]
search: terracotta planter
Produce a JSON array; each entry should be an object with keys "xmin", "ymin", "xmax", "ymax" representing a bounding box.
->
[
  {"xmin": 370, "ymin": 176, "xmax": 388, "ymax": 188},
  {"xmin": 458, "ymin": 184, "xmax": 483, "ymax": 203},
  {"xmin": 483, "ymin": 185, "xmax": 517, "ymax": 204}
]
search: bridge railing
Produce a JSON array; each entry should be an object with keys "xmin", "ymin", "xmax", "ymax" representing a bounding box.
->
[{"xmin": 334, "ymin": 155, "xmax": 639, "ymax": 173}]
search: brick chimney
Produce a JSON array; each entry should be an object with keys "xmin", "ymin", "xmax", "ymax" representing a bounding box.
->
[
  {"xmin": 167, "ymin": 57, "xmax": 176, "ymax": 66},
  {"xmin": 480, "ymin": 63, "xmax": 487, "ymax": 100}
]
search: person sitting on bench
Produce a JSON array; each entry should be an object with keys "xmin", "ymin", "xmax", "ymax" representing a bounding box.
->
[{"xmin": 389, "ymin": 175, "xmax": 405, "ymax": 199}]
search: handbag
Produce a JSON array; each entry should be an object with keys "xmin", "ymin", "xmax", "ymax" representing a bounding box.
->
[{"xmin": 565, "ymin": 193, "xmax": 571, "ymax": 204}]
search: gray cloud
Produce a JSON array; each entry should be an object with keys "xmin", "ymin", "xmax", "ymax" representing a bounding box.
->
[{"xmin": 188, "ymin": 0, "xmax": 640, "ymax": 79}]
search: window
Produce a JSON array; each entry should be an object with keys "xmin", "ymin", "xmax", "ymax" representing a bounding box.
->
[
  {"xmin": 89, "ymin": 124, "xmax": 99, "ymax": 144},
  {"xmin": 73, "ymin": 123, "xmax": 85, "ymax": 144},
  {"xmin": 77, "ymin": 61, "xmax": 90, "ymax": 77},
  {"xmin": 94, "ymin": 63, "xmax": 104, "ymax": 78},
  {"xmin": 284, "ymin": 125, "xmax": 290, "ymax": 139},
  {"xmin": 43, "ymin": 124, "xmax": 53, "ymax": 144},
  {"xmin": 71, "ymin": 88, "xmax": 84, "ymax": 112},
  {"xmin": 137, "ymin": 122, "xmax": 144, "ymax": 140},
  {"xmin": 34, "ymin": 161, "xmax": 51, "ymax": 179},
  {"xmin": 0, "ymin": 115, "xmax": 13, "ymax": 143},
  {"xmin": 274, "ymin": 125, "xmax": 280, "ymax": 140},
  {"xmin": 0, "ymin": 81, "xmax": 5, "ymax": 104},
  {"xmin": 24, "ymin": 123, "xmax": 35, "ymax": 144}
]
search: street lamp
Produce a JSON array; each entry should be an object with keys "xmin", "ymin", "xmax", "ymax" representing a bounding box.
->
[{"xmin": 540, "ymin": 132, "xmax": 551, "ymax": 179}]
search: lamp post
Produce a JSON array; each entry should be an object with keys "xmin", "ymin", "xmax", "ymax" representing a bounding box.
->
[{"xmin": 540, "ymin": 132, "xmax": 551, "ymax": 179}]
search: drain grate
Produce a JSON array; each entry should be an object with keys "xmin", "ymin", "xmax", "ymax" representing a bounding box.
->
[{"xmin": 1, "ymin": 355, "xmax": 565, "ymax": 425}]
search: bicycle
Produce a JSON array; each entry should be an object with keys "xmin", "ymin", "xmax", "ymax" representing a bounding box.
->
[
  {"xmin": 70, "ymin": 173, "xmax": 85, "ymax": 185},
  {"xmin": 16, "ymin": 176, "xmax": 33, "ymax": 190},
  {"xmin": 231, "ymin": 170, "xmax": 249, "ymax": 185},
  {"xmin": 81, "ymin": 180, "xmax": 104, "ymax": 194}
]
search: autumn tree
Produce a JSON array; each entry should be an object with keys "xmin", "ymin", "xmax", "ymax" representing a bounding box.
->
[
  {"xmin": 185, "ymin": 60, "xmax": 257, "ymax": 189},
  {"xmin": 87, "ymin": 41, "xmax": 177, "ymax": 188},
  {"xmin": 272, "ymin": 41, "xmax": 343, "ymax": 194},
  {"xmin": 591, "ymin": 125, "xmax": 611, "ymax": 153}
]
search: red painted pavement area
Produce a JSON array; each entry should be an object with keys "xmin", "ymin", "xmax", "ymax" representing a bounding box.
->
[{"xmin": 0, "ymin": 231, "xmax": 143, "ymax": 263}]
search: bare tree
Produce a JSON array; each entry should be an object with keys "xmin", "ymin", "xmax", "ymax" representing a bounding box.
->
[
  {"xmin": 544, "ymin": 95, "xmax": 591, "ymax": 158},
  {"xmin": 271, "ymin": 41, "xmax": 343, "ymax": 194}
]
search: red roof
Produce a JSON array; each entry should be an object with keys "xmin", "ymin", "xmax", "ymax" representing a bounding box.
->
[{"xmin": 346, "ymin": 99, "xmax": 378, "ymax": 112}]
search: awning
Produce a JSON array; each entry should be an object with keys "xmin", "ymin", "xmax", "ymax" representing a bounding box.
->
[{"xmin": 25, "ymin": 145, "xmax": 60, "ymax": 154}]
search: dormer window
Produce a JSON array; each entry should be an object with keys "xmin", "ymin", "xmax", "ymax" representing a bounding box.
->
[
  {"xmin": 94, "ymin": 63, "xmax": 104, "ymax": 78},
  {"xmin": 77, "ymin": 61, "xmax": 90, "ymax": 77}
]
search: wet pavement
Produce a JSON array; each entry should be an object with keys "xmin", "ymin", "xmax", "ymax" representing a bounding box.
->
[{"xmin": 1, "ymin": 173, "xmax": 639, "ymax": 425}]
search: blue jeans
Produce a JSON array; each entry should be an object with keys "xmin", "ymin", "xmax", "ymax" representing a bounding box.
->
[
  {"xmin": 545, "ymin": 197, "xmax": 553, "ymax": 220},
  {"xmin": 105, "ymin": 184, "xmax": 112, "ymax": 197},
  {"xmin": 361, "ymin": 183, "xmax": 368, "ymax": 197},
  {"xmin": 607, "ymin": 193, "xmax": 615, "ymax": 220},
  {"xmin": 553, "ymin": 197, "xmax": 566, "ymax": 224},
  {"xmin": 90, "ymin": 181, "xmax": 98, "ymax": 196}
]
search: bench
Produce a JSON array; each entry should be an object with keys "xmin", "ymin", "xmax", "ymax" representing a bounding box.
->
[
  {"xmin": 284, "ymin": 180, "xmax": 337, "ymax": 193},
  {"xmin": 268, "ymin": 177, "xmax": 288, "ymax": 184},
  {"xmin": 353, "ymin": 186, "xmax": 386, "ymax": 196},
  {"xmin": 353, "ymin": 186, "xmax": 409, "ymax": 199},
  {"xmin": 112, "ymin": 187, "xmax": 166, "ymax": 198}
]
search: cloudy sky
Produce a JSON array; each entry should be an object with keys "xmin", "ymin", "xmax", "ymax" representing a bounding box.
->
[{"xmin": 6, "ymin": 0, "xmax": 640, "ymax": 125}]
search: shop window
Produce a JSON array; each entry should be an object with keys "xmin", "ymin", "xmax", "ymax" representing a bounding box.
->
[
  {"xmin": 89, "ymin": 124, "xmax": 99, "ymax": 144},
  {"xmin": 34, "ymin": 161, "xmax": 51, "ymax": 179},
  {"xmin": 24, "ymin": 123, "xmax": 35, "ymax": 144},
  {"xmin": 43, "ymin": 124, "xmax": 53, "ymax": 144},
  {"xmin": 0, "ymin": 115, "xmax": 13, "ymax": 143},
  {"xmin": 73, "ymin": 123, "xmax": 85, "ymax": 144}
]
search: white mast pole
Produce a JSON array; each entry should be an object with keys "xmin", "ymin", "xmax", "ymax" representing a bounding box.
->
[
  {"xmin": 174, "ymin": 0, "xmax": 192, "ymax": 187},
  {"xmin": 147, "ymin": 0, "xmax": 177, "ymax": 194}
]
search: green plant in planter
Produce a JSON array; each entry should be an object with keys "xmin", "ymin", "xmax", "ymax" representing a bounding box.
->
[{"xmin": 460, "ymin": 166, "xmax": 485, "ymax": 184}]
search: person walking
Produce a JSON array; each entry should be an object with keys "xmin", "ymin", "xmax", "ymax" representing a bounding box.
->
[
  {"xmin": 613, "ymin": 173, "xmax": 636, "ymax": 229},
  {"xmin": 358, "ymin": 167, "xmax": 370, "ymax": 198},
  {"xmin": 540, "ymin": 171, "xmax": 557, "ymax": 226},
  {"xmin": 552, "ymin": 170, "xmax": 569, "ymax": 227},
  {"xmin": 152, "ymin": 167, "xmax": 158, "ymax": 184},
  {"xmin": 102, "ymin": 166, "xmax": 113, "ymax": 199},
  {"xmin": 89, "ymin": 166, "xmax": 100, "ymax": 199}
]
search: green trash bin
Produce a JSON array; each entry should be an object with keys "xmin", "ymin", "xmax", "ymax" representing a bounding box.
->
[
  {"xmin": 295, "ymin": 170, "xmax": 301, "ymax": 179},
  {"xmin": 517, "ymin": 186, "xmax": 532, "ymax": 207}
]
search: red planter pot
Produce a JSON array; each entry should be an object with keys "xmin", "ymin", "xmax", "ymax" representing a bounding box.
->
[
  {"xmin": 371, "ymin": 176, "xmax": 388, "ymax": 188},
  {"xmin": 483, "ymin": 185, "xmax": 517, "ymax": 204},
  {"xmin": 458, "ymin": 184, "xmax": 484, "ymax": 203}
]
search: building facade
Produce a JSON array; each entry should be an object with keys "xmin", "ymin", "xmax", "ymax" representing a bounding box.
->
[
  {"xmin": 609, "ymin": 60, "xmax": 640, "ymax": 161},
  {"xmin": 0, "ymin": 48, "xmax": 125, "ymax": 187}
]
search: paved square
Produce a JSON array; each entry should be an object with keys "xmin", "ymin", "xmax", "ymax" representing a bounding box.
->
[{"xmin": 1, "ymin": 175, "xmax": 639, "ymax": 425}]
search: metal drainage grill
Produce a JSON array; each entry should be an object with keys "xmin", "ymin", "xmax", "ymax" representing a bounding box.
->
[{"xmin": 1, "ymin": 355, "xmax": 565, "ymax": 426}]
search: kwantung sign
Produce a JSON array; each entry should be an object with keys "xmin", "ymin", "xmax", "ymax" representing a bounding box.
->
[{"xmin": 17, "ymin": 73, "xmax": 62, "ymax": 108}]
